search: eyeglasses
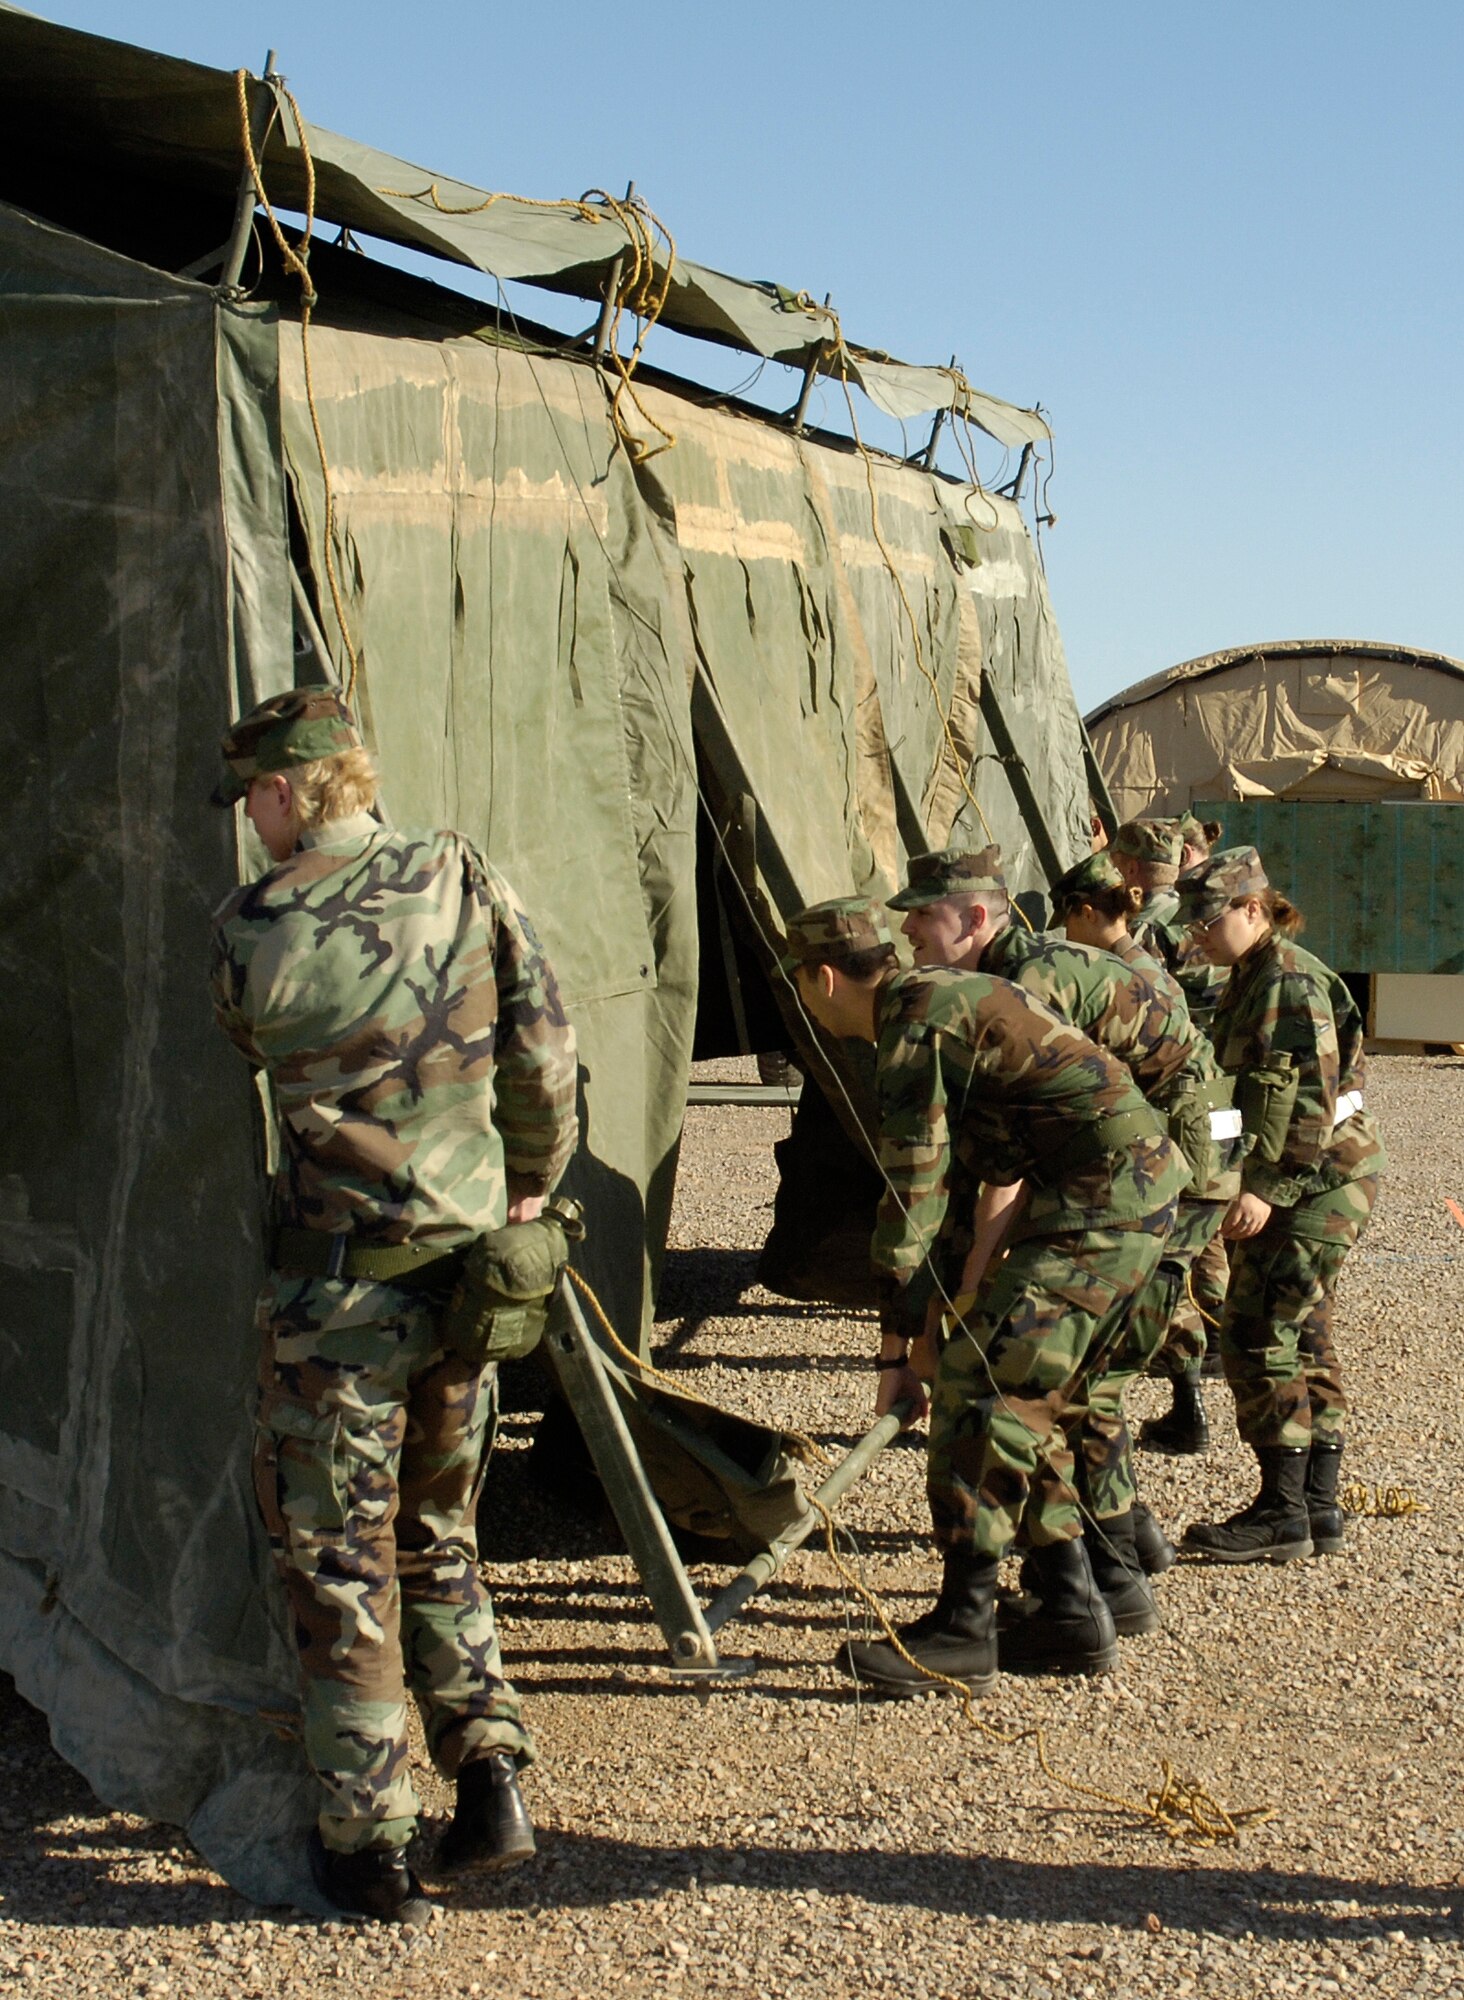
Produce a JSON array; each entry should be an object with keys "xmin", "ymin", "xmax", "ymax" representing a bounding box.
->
[{"xmin": 1184, "ymin": 909, "xmax": 1230, "ymax": 939}]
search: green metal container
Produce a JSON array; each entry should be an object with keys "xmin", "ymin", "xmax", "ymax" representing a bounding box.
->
[{"xmin": 1196, "ymin": 800, "xmax": 1464, "ymax": 975}]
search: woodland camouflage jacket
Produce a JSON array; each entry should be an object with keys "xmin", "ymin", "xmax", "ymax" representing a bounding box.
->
[
  {"xmin": 1135, "ymin": 910, "xmax": 1231, "ymax": 1035},
  {"xmin": 1104, "ymin": 928, "xmax": 1239, "ymax": 1202},
  {"xmin": 1212, "ymin": 931, "xmax": 1386, "ymax": 1209},
  {"xmin": 210, "ymin": 813, "xmax": 579, "ymax": 1245},
  {"xmin": 981, "ymin": 924, "xmax": 1200, "ymax": 1103},
  {"xmin": 869, "ymin": 966, "xmax": 1188, "ymax": 1295}
]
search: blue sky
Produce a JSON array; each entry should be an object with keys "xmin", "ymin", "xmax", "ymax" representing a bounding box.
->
[{"xmin": 39, "ymin": 1, "xmax": 1464, "ymax": 713}]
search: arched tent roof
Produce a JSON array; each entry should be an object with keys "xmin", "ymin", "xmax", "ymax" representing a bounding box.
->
[{"xmin": 1086, "ymin": 638, "xmax": 1464, "ymax": 819}]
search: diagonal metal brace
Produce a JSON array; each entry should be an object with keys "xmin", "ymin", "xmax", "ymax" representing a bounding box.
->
[
  {"xmin": 544, "ymin": 1275, "xmax": 720, "ymax": 1667},
  {"xmin": 542, "ymin": 1274, "xmax": 913, "ymax": 1672}
]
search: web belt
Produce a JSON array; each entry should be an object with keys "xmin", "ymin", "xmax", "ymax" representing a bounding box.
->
[{"xmin": 271, "ymin": 1227, "xmax": 467, "ymax": 1283}]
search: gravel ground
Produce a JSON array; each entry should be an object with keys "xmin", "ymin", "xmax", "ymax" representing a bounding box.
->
[{"xmin": 3, "ymin": 1051, "xmax": 1462, "ymax": 1997}]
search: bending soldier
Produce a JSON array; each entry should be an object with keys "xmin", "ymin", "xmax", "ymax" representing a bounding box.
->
[
  {"xmin": 1176, "ymin": 848, "xmax": 1385, "ymax": 1562},
  {"xmin": 888, "ymin": 846, "xmax": 1219, "ymax": 1627},
  {"xmin": 1114, "ymin": 818, "xmax": 1234, "ymax": 1375},
  {"xmin": 783, "ymin": 899, "xmax": 1186, "ymax": 1694},
  {"xmin": 209, "ymin": 691, "xmax": 578, "ymax": 1922}
]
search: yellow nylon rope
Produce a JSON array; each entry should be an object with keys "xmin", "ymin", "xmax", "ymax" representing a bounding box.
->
[
  {"xmin": 375, "ymin": 178, "xmax": 679, "ymax": 464},
  {"xmin": 1342, "ymin": 1482, "xmax": 1427, "ymax": 1518},
  {"xmin": 234, "ymin": 69, "xmax": 362, "ymax": 704}
]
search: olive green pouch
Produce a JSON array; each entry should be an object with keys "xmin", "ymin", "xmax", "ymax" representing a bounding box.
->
[
  {"xmin": 1163, "ymin": 1077, "xmax": 1215, "ymax": 1192},
  {"xmin": 440, "ymin": 1197, "xmax": 586, "ymax": 1367},
  {"xmin": 1235, "ymin": 1055, "xmax": 1299, "ymax": 1164}
]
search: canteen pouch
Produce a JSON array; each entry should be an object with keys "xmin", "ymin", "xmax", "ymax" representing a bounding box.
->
[
  {"xmin": 1162, "ymin": 1072, "xmax": 1238, "ymax": 1188},
  {"xmin": 1163, "ymin": 1077, "xmax": 1214, "ymax": 1193},
  {"xmin": 440, "ymin": 1197, "xmax": 586, "ymax": 1367},
  {"xmin": 1235, "ymin": 1055, "xmax": 1298, "ymax": 1165}
]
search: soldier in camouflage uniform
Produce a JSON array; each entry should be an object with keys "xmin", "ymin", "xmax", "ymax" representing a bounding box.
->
[
  {"xmin": 1115, "ymin": 818, "xmax": 1234, "ymax": 1380},
  {"xmin": 209, "ymin": 691, "xmax": 578, "ymax": 1921},
  {"xmin": 783, "ymin": 899, "xmax": 1185, "ymax": 1692},
  {"xmin": 1175, "ymin": 848, "xmax": 1386, "ymax": 1563},
  {"xmin": 890, "ymin": 847, "xmax": 1224, "ymax": 1627},
  {"xmin": 1049, "ymin": 850, "xmax": 1238, "ymax": 1462}
]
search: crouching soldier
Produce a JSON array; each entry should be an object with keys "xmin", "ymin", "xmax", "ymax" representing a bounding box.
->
[
  {"xmin": 782, "ymin": 899, "xmax": 1186, "ymax": 1693},
  {"xmin": 208, "ymin": 691, "xmax": 578, "ymax": 1921}
]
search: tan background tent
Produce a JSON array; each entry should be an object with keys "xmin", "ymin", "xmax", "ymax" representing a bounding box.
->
[{"xmin": 1087, "ymin": 638, "xmax": 1464, "ymax": 819}]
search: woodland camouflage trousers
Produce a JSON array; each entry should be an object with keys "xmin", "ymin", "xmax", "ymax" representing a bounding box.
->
[
  {"xmin": 1153, "ymin": 1223, "xmax": 1231, "ymax": 1376},
  {"xmin": 253, "ymin": 1273, "xmax": 531, "ymax": 1855},
  {"xmin": 927, "ymin": 1206, "xmax": 1174, "ymax": 1559},
  {"xmin": 1220, "ymin": 1177, "xmax": 1378, "ymax": 1449},
  {"xmin": 1080, "ymin": 1197, "xmax": 1228, "ymax": 1519}
]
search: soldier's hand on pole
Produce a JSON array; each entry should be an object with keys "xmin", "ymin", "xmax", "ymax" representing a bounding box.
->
[{"xmin": 876, "ymin": 1360, "xmax": 928, "ymax": 1429}]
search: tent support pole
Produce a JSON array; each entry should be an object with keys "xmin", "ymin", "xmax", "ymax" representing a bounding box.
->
[
  {"xmin": 592, "ymin": 253, "xmax": 626, "ymax": 364},
  {"xmin": 542, "ymin": 1278, "xmax": 913, "ymax": 1675},
  {"xmin": 1000, "ymin": 442, "xmax": 1036, "ymax": 502},
  {"xmin": 788, "ymin": 350, "xmax": 821, "ymax": 434},
  {"xmin": 915, "ymin": 355, "xmax": 958, "ymax": 468},
  {"xmin": 544, "ymin": 1276, "xmax": 720, "ymax": 1668},
  {"xmin": 789, "ymin": 294, "xmax": 834, "ymax": 434},
  {"xmin": 1080, "ymin": 719, "xmax": 1119, "ymax": 837},
  {"xmin": 702, "ymin": 1400, "xmax": 914, "ymax": 1638},
  {"xmin": 219, "ymin": 53, "xmax": 281, "ymax": 293}
]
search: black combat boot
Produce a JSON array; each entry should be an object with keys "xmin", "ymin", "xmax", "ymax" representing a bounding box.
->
[
  {"xmin": 838, "ymin": 1549, "xmax": 999, "ymax": 1696},
  {"xmin": 1084, "ymin": 1511, "xmax": 1160, "ymax": 1636},
  {"xmin": 1305, "ymin": 1436, "xmax": 1346, "ymax": 1555},
  {"xmin": 1130, "ymin": 1500, "xmax": 1177, "ymax": 1575},
  {"xmin": 308, "ymin": 1831, "xmax": 435, "ymax": 1925},
  {"xmin": 436, "ymin": 1751, "xmax": 537, "ymax": 1874},
  {"xmin": 1138, "ymin": 1370, "xmax": 1209, "ymax": 1455},
  {"xmin": 997, "ymin": 1537, "xmax": 1118, "ymax": 1676},
  {"xmin": 1182, "ymin": 1445, "xmax": 1313, "ymax": 1563}
]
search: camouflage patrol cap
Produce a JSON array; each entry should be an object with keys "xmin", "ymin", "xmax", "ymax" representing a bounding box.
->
[
  {"xmin": 781, "ymin": 898, "xmax": 895, "ymax": 975},
  {"xmin": 1175, "ymin": 846, "xmax": 1270, "ymax": 926},
  {"xmin": 210, "ymin": 688, "xmax": 362, "ymax": 806},
  {"xmin": 1175, "ymin": 811, "xmax": 1214, "ymax": 850},
  {"xmin": 887, "ymin": 845, "xmax": 1006, "ymax": 911},
  {"xmin": 1049, "ymin": 850, "xmax": 1126, "ymax": 907},
  {"xmin": 1110, "ymin": 819, "xmax": 1182, "ymax": 867}
]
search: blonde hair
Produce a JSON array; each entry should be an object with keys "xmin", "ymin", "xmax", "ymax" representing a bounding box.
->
[{"xmin": 286, "ymin": 746, "xmax": 379, "ymax": 827}]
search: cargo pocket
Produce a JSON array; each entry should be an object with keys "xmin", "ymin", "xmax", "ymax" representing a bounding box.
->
[{"xmin": 253, "ymin": 1393, "xmax": 348, "ymax": 1544}]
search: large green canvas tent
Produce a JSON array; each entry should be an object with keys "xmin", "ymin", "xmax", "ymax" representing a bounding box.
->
[{"xmin": 0, "ymin": 8, "xmax": 1095, "ymax": 1902}]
